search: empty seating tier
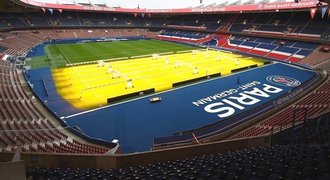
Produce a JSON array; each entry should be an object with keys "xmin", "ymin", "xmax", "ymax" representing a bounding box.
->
[{"xmin": 0, "ymin": 60, "xmax": 111, "ymax": 154}]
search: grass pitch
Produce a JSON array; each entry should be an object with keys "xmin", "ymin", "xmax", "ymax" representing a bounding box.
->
[
  {"xmin": 27, "ymin": 39, "xmax": 198, "ymax": 69},
  {"xmin": 45, "ymin": 39, "xmax": 200, "ymax": 64},
  {"xmin": 52, "ymin": 44, "xmax": 266, "ymax": 110}
]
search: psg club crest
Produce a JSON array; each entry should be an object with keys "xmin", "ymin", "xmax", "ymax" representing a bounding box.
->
[{"xmin": 266, "ymin": 75, "xmax": 301, "ymax": 87}]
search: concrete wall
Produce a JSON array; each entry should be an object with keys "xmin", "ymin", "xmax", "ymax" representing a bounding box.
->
[
  {"xmin": 0, "ymin": 161, "xmax": 26, "ymax": 180},
  {"xmin": 0, "ymin": 136, "xmax": 270, "ymax": 170}
]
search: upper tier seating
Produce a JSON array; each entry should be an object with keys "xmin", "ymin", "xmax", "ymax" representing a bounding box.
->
[
  {"xmin": 0, "ymin": 10, "xmax": 328, "ymax": 57},
  {"xmin": 0, "ymin": 10, "xmax": 328, "ymax": 40},
  {"xmin": 157, "ymin": 29, "xmax": 212, "ymax": 43}
]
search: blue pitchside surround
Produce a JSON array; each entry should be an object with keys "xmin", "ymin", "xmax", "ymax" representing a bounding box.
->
[
  {"xmin": 26, "ymin": 43, "xmax": 49, "ymax": 57},
  {"xmin": 25, "ymin": 67, "xmax": 81, "ymax": 117},
  {"xmin": 58, "ymin": 63, "xmax": 317, "ymax": 153}
]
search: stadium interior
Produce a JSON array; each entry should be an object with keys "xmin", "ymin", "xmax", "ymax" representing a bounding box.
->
[{"xmin": 0, "ymin": 0, "xmax": 329, "ymax": 179}]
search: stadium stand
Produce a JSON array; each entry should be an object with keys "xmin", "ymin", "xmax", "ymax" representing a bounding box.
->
[
  {"xmin": 286, "ymin": 113, "xmax": 330, "ymax": 145},
  {"xmin": 0, "ymin": 10, "xmax": 328, "ymax": 62},
  {"xmin": 228, "ymin": 79, "xmax": 330, "ymax": 140},
  {"xmin": 0, "ymin": 60, "xmax": 112, "ymax": 154},
  {"xmin": 0, "ymin": 29, "xmax": 153, "ymax": 56},
  {"xmin": 299, "ymin": 46, "xmax": 330, "ymax": 67},
  {"xmin": 157, "ymin": 29, "xmax": 211, "ymax": 43},
  {"xmin": 28, "ymin": 145, "xmax": 330, "ymax": 179},
  {"xmin": 0, "ymin": 10, "xmax": 327, "ymax": 37},
  {"xmin": 0, "ymin": 0, "xmax": 329, "ymax": 178},
  {"xmin": 200, "ymin": 34, "xmax": 324, "ymax": 64},
  {"xmin": 0, "ymin": 45, "xmax": 8, "ymax": 53},
  {"xmin": 27, "ymin": 112, "xmax": 330, "ymax": 179}
]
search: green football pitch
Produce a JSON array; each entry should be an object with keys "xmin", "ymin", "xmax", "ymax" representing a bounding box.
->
[
  {"xmin": 26, "ymin": 39, "xmax": 201, "ymax": 69},
  {"xmin": 41, "ymin": 39, "xmax": 200, "ymax": 66}
]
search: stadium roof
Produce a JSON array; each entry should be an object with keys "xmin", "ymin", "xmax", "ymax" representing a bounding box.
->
[
  {"xmin": 16, "ymin": 0, "xmax": 324, "ymax": 13},
  {"xmin": 18, "ymin": 0, "xmax": 317, "ymax": 9}
]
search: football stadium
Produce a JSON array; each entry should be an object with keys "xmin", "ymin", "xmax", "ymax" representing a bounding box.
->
[{"xmin": 0, "ymin": 0, "xmax": 329, "ymax": 179}]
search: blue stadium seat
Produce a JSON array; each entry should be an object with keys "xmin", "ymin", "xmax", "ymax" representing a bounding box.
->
[
  {"xmin": 255, "ymin": 43, "xmax": 277, "ymax": 50},
  {"xmin": 255, "ymin": 38, "xmax": 276, "ymax": 44},
  {"xmin": 0, "ymin": 45, "xmax": 8, "ymax": 53},
  {"xmin": 229, "ymin": 24, "xmax": 247, "ymax": 32},
  {"xmin": 229, "ymin": 39, "xmax": 244, "ymax": 45},
  {"xmin": 241, "ymin": 41, "xmax": 259, "ymax": 48},
  {"xmin": 293, "ymin": 42, "xmax": 319, "ymax": 50},
  {"xmin": 295, "ymin": 49, "xmax": 312, "ymax": 56},
  {"xmin": 301, "ymin": 27, "xmax": 327, "ymax": 35},
  {"xmin": 258, "ymin": 25, "xmax": 286, "ymax": 32},
  {"xmin": 275, "ymin": 46, "xmax": 299, "ymax": 54}
]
